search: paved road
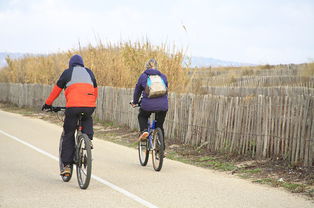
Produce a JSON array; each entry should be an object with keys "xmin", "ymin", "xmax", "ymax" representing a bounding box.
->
[{"xmin": 0, "ymin": 110, "xmax": 312, "ymax": 208}]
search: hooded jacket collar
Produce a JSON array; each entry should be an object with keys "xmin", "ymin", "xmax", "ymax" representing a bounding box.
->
[
  {"xmin": 69, "ymin": 55, "xmax": 84, "ymax": 68},
  {"xmin": 144, "ymin": 68, "xmax": 161, "ymax": 76}
]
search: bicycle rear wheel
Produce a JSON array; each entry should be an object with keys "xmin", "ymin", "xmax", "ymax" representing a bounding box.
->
[
  {"xmin": 152, "ymin": 128, "xmax": 164, "ymax": 171},
  {"xmin": 59, "ymin": 132, "xmax": 73, "ymax": 182},
  {"xmin": 76, "ymin": 134, "xmax": 92, "ymax": 189},
  {"xmin": 138, "ymin": 139, "xmax": 149, "ymax": 166}
]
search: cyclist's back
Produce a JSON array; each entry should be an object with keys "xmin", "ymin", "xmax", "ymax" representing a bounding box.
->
[{"xmin": 132, "ymin": 59, "xmax": 168, "ymax": 145}]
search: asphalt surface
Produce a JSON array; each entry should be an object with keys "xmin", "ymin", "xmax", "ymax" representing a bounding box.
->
[{"xmin": 0, "ymin": 110, "xmax": 313, "ymax": 208}]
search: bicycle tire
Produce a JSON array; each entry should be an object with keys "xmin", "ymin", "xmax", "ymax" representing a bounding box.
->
[
  {"xmin": 152, "ymin": 128, "xmax": 164, "ymax": 171},
  {"xmin": 76, "ymin": 134, "xmax": 92, "ymax": 189},
  {"xmin": 59, "ymin": 132, "xmax": 73, "ymax": 182},
  {"xmin": 138, "ymin": 139, "xmax": 149, "ymax": 166}
]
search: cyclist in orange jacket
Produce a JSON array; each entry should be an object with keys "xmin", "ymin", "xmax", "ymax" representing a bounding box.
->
[{"xmin": 42, "ymin": 54, "xmax": 98, "ymax": 176}]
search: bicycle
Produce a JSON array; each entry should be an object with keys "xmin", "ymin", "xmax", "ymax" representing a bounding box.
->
[
  {"xmin": 130, "ymin": 102, "xmax": 165, "ymax": 171},
  {"xmin": 46, "ymin": 106, "xmax": 92, "ymax": 189}
]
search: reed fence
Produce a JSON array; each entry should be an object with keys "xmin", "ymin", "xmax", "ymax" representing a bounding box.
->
[
  {"xmin": 228, "ymin": 76, "xmax": 314, "ymax": 87},
  {"xmin": 0, "ymin": 83, "xmax": 313, "ymax": 166},
  {"xmin": 193, "ymin": 76, "xmax": 314, "ymax": 88},
  {"xmin": 200, "ymin": 86, "xmax": 314, "ymax": 97}
]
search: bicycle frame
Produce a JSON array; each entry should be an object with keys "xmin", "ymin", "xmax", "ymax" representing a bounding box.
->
[{"xmin": 146, "ymin": 114, "xmax": 157, "ymax": 150}]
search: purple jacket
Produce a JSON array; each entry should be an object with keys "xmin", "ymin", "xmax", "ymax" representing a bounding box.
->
[{"xmin": 133, "ymin": 68, "xmax": 168, "ymax": 111}]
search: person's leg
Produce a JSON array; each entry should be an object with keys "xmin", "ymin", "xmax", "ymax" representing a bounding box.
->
[
  {"xmin": 138, "ymin": 108, "xmax": 151, "ymax": 132},
  {"xmin": 81, "ymin": 107, "xmax": 95, "ymax": 140},
  {"xmin": 155, "ymin": 111, "xmax": 167, "ymax": 150},
  {"xmin": 62, "ymin": 108, "xmax": 79, "ymax": 166},
  {"xmin": 138, "ymin": 108, "xmax": 151, "ymax": 139}
]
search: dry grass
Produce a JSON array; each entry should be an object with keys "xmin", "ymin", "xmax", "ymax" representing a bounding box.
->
[
  {"xmin": 187, "ymin": 64, "xmax": 285, "ymax": 79},
  {"xmin": 299, "ymin": 62, "xmax": 314, "ymax": 77},
  {"xmin": 0, "ymin": 41, "xmax": 189, "ymax": 93},
  {"xmin": 185, "ymin": 63, "xmax": 314, "ymax": 89},
  {"xmin": 1, "ymin": 42, "xmax": 312, "ymax": 94}
]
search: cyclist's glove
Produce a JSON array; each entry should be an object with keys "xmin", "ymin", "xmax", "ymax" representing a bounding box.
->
[{"xmin": 42, "ymin": 103, "xmax": 52, "ymax": 111}]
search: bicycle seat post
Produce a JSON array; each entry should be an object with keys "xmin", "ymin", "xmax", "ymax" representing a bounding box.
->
[
  {"xmin": 78, "ymin": 113, "xmax": 85, "ymax": 131},
  {"xmin": 151, "ymin": 112, "xmax": 156, "ymax": 130}
]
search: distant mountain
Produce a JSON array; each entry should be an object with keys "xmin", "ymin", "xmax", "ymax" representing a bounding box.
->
[
  {"xmin": 184, "ymin": 56, "xmax": 251, "ymax": 67},
  {"xmin": 0, "ymin": 52, "xmax": 25, "ymax": 67}
]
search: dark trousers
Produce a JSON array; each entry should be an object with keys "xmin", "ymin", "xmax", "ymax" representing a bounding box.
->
[
  {"xmin": 138, "ymin": 108, "xmax": 167, "ymax": 148},
  {"xmin": 61, "ymin": 107, "xmax": 95, "ymax": 165}
]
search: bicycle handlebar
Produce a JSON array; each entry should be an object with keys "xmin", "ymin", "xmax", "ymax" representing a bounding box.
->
[
  {"xmin": 130, "ymin": 98, "xmax": 142, "ymax": 108},
  {"xmin": 129, "ymin": 101, "xmax": 141, "ymax": 108},
  {"xmin": 46, "ymin": 106, "xmax": 66, "ymax": 112}
]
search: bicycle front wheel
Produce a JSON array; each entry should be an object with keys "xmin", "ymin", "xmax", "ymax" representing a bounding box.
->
[
  {"xmin": 152, "ymin": 128, "xmax": 164, "ymax": 171},
  {"xmin": 76, "ymin": 134, "xmax": 92, "ymax": 189}
]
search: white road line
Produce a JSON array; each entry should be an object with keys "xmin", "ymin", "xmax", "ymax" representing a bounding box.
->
[{"xmin": 0, "ymin": 129, "xmax": 158, "ymax": 208}]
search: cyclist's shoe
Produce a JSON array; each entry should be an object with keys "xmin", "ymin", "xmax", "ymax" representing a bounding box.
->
[
  {"xmin": 138, "ymin": 131, "xmax": 149, "ymax": 141},
  {"xmin": 60, "ymin": 165, "xmax": 72, "ymax": 176}
]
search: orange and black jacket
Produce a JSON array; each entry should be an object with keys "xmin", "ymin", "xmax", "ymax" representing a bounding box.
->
[{"xmin": 45, "ymin": 57, "xmax": 98, "ymax": 107}]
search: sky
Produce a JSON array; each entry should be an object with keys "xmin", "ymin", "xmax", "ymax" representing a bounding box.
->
[{"xmin": 0, "ymin": 0, "xmax": 313, "ymax": 65}]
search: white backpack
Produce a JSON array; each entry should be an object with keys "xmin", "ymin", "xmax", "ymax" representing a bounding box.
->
[{"xmin": 145, "ymin": 75, "xmax": 167, "ymax": 98}]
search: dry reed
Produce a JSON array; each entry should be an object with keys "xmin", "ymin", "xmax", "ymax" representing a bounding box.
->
[
  {"xmin": 299, "ymin": 62, "xmax": 314, "ymax": 77},
  {"xmin": 0, "ymin": 41, "xmax": 189, "ymax": 93},
  {"xmin": 1, "ymin": 42, "xmax": 312, "ymax": 94}
]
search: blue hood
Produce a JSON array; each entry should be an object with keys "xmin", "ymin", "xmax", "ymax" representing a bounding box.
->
[{"xmin": 69, "ymin": 55, "xmax": 84, "ymax": 68}]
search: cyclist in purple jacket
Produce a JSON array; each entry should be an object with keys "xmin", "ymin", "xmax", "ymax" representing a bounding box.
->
[{"xmin": 131, "ymin": 59, "xmax": 168, "ymax": 147}]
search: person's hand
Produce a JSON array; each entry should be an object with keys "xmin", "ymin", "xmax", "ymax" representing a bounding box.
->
[
  {"xmin": 129, "ymin": 100, "xmax": 136, "ymax": 108},
  {"xmin": 42, "ymin": 103, "xmax": 51, "ymax": 111}
]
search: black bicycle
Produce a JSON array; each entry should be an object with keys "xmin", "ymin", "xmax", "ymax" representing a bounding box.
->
[{"xmin": 46, "ymin": 106, "xmax": 92, "ymax": 189}]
